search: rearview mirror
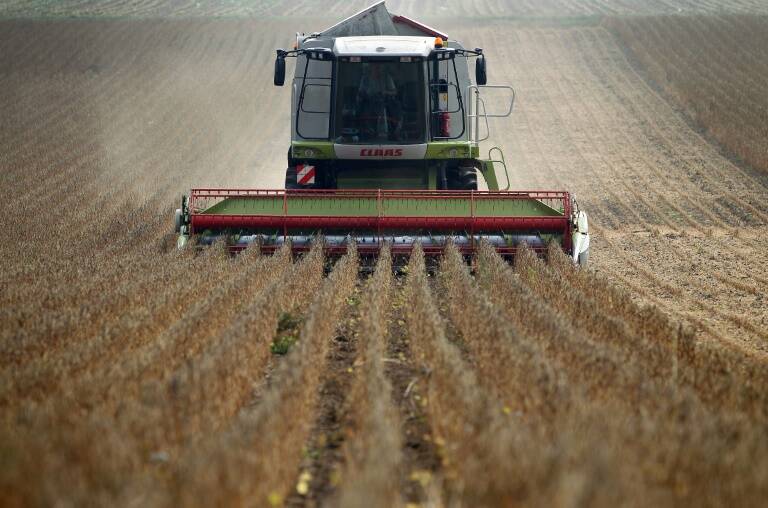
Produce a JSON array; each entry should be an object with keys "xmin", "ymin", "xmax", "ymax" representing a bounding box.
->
[
  {"xmin": 475, "ymin": 55, "xmax": 487, "ymax": 85},
  {"xmin": 274, "ymin": 54, "xmax": 286, "ymax": 86}
]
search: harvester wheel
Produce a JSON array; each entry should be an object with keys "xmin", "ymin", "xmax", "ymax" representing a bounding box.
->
[
  {"xmin": 457, "ymin": 165, "xmax": 478, "ymax": 190},
  {"xmin": 447, "ymin": 163, "xmax": 478, "ymax": 190},
  {"xmin": 284, "ymin": 166, "xmax": 300, "ymax": 189}
]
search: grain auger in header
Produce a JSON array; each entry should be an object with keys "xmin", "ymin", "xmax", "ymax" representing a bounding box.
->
[{"xmin": 174, "ymin": 1, "xmax": 590, "ymax": 265}]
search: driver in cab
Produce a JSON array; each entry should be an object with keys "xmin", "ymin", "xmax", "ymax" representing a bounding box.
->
[{"xmin": 357, "ymin": 64, "xmax": 402, "ymax": 140}]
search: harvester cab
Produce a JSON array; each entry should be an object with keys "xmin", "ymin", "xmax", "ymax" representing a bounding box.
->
[
  {"xmin": 175, "ymin": 1, "xmax": 590, "ymax": 265},
  {"xmin": 276, "ymin": 7, "xmax": 499, "ymax": 192}
]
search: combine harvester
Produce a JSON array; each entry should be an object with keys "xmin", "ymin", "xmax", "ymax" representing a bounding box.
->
[{"xmin": 174, "ymin": 1, "xmax": 590, "ymax": 264}]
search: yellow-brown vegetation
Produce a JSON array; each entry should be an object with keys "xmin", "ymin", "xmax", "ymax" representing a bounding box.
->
[
  {"xmin": 2, "ymin": 8, "xmax": 768, "ymax": 507},
  {"xmin": 334, "ymin": 246, "xmax": 403, "ymax": 508}
]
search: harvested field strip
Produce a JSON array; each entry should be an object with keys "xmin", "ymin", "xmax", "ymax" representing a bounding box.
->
[
  {"xmin": 576, "ymin": 234, "xmax": 768, "ymax": 420},
  {"xmin": 567, "ymin": 29, "xmax": 742, "ymax": 231},
  {"xmin": 492, "ymin": 25, "xmax": 768, "ymax": 246},
  {"xmin": 173, "ymin": 246, "xmax": 358, "ymax": 507},
  {"xmin": 578, "ymin": 28, "xmax": 768, "ymax": 228},
  {"xmin": 555, "ymin": 51, "xmax": 768, "ymax": 319},
  {"xmin": 498, "ymin": 29, "xmax": 666, "ymax": 228},
  {"xmin": 553, "ymin": 35, "xmax": 686, "ymax": 225},
  {"xmin": 522, "ymin": 28, "xmax": 692, "ymax": 230},
  {"xmin": 577, "ymin": 95, "xmax": 768, "ymax": 274},
  {"xmin": 3, "ymin": 0, "xmax": 768, "ymax": 18},
  {"xmin": 596, "ymin": 21, "xmax": 768, "ymax": 194},
  {"xmin": 593, "ymin": 225, "xmax": 768, "ymax": 351},
  {"xmin": 607, "ymin": 15, "xmax": 768, "ymax": 174},
  {"xmin": 555, "ymin": 229, "xmax": 762, "ymax": 342},
  {"xmin": 333, "ymin": 247, "xmax": 402, "ymax": 508}
]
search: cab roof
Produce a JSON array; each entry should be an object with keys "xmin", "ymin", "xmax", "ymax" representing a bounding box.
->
[{"xmin": 333, "ymin": 36, "xmax": 436, "ymax": 57}]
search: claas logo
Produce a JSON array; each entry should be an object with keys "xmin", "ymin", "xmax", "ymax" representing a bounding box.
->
[{"xmin": 359, "ymin": 148, "xmax": 404, "ymax": 157}]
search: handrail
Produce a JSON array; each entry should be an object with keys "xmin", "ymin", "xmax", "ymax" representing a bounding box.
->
[
  {"xmin": 478, "ymin": 85, "xmax": 516, "ymax": 118},
  {"xmin": 477, "ymin": 96, "xmax": 490, "ymax": 142},
  {"xmin": 487, "ymin": 147, "xmax": 511, "ymax": 191},
  {"xmin": 467, "ymin": 84, "xmax": 516, "ymax": 144}
]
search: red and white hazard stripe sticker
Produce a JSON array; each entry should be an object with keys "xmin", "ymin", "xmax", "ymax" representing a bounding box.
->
[{"xmin": 297, "ymin": 164, "xmax": 316, "ymax": 185}]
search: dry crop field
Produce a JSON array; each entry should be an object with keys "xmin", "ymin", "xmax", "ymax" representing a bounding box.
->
[
  {"xmin": 2, "ymin": 2, "xmax": 768, "ymax": 507},
  {"xmin": 3, "ymin": 0, "xmax": 768, "ymax": 18}
]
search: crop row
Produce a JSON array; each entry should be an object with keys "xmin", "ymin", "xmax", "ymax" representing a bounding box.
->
[
  {"xmin": 404, "ymin": 244, "xmax": 562, "ymax": 504},
  {"xmin": 462, "ymin": 243, "xmax": 768, "ymax": 505},
  {"xmin": 0, "ymin": 244, "xmax": 329, "ymax": 503},
  {"xmin": 333, "ymin": 246, "xmax": 403, "ymax": 507},
  {"xmin": 172, "ymin": 245, "xmax": 359, "ymax": 506},
  {"xmin": 439, "ymin": 244, "xmax": 563, "ymax": 419},
  {"xmin": 150, "ymin": 241, "xmax": 326, "ymax": 441}
]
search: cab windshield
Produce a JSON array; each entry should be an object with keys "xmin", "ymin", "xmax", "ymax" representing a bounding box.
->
[{"xmin": 334, "ymin": 58, "xmax": 426, "ymax": 144}]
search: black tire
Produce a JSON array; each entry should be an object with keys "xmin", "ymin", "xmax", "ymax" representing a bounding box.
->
[
  {"xmin": 456, "ymin": 165, "xmax": 478, "ymax": 190},
  {"xmin": 285, "ymin": 166, "xmax": 300, "ymax": 189},
  {"xmin": 446, "ymin": 163, "xmax": 478, "ymax": 190}
]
